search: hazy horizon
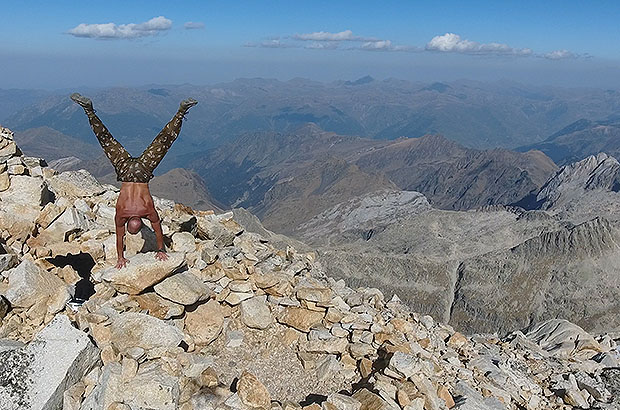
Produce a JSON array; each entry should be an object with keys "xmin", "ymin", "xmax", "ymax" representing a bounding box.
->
[{"xmin": 3, "ymin": 1, "xmax": 620, "ymax": 89}]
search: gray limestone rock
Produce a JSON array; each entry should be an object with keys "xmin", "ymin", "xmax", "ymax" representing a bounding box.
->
[
  {"xmin": 240, "ymin": 296, "xmax": 273, "ymax": 329},
  {"xmin": 48, "ymin": 170, "xmax": 105, "ymax": 198},
  {"xmin": 109, "ymin": 312, "xmax": 184, "ymax": 358},
  {"xmin": 99, "ymin": 252, "xmax": 186, "ymax": 294},
  {"xmin": 0, "ymin": 315, "xmax": 99, "ymax": 410},
  {"xmin": 154, "ymin": 271, "xmax": 212, "ymax": 305}
]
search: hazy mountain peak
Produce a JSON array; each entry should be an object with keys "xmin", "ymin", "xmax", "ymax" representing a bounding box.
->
[{"xmin": 344, "ymin": 75, "xmax": 374, "ymax": 86}]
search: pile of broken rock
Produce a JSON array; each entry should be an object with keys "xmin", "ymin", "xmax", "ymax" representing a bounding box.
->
[{"xmin": 0, "ymin": 124, "xmax": 619, "ymax": 409}]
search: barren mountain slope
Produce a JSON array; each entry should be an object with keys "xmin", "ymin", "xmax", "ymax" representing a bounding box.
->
[
  {"xmin": 296, "ymin": 184, "xmax": 620, "ymax": 335},
  {"xmin": 355, "ymin": 134, "xmax": 558, "ymax": 209},
  {"xmin": 517, "ymin": 118, "xmax": 620, "ymax": 165},
  {"xmin": 191, "ymin": 126, "xmax": 557, "ymax": 234}
]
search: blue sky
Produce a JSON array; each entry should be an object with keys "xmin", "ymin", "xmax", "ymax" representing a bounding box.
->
[{"xmin": 2, "ymin": 0, "xmax": 620, "ymax": 88}]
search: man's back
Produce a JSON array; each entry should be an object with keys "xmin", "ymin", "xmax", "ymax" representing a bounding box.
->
[{"xmin": 116, "ymin": 182, "xmax": 155, "ymax": 219}]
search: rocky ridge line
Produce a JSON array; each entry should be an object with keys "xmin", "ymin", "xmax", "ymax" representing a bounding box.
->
[{"xmin": 0, "ymin": 125, "xmax": 619, "ymax": 409}]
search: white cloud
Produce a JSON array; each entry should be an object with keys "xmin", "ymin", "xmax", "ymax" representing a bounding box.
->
[
  {"xmin": 68, "ymin": 16, "xmax": 172, "ymax": 39},
  {"xmin": 426, "ymin": 33, "xmax": 532, "ymax": 56},
  {"xmin": 361, "ymin": 40, "xmax": 393, "ymax": 51},
  {"xmin": 184, "ymin": 21, "xmax": 205, "ymax": 30},
  {"xmin": 244, "ymin": 39, "xmax": 296, "ymax": 48},
  {"xmin": 305, "ymin": 42, "xmax": 339, "ymax": 50},
  {"xmin": 293, "ymin": 30, "xmax": 378, "ymax": 42},
  {"xmin": 542, "ymin": 49, "xmax": 577, "ymax": 60}
]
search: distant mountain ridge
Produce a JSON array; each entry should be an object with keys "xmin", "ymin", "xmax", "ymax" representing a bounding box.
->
[
  {"xmin": 5, "ymin": 78, "xmax": 620, "ymax": 157},
  {"xmin": 517, "ymin": 118, "xmax": 620, "ymax": 165},
  {"xmin": 189, "ymin": 125, "xmax": 557, "ymax": 233}
]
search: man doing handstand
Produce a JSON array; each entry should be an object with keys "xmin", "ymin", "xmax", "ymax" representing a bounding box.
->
[{"xmin": 70, "ymin": 93, "xmax": 198, "ymax": 269}]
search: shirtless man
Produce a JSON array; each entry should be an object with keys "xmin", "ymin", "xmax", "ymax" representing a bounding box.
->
[{"xmin": 70, "ymin": 93, "xmax": 197, "ymax": 268}]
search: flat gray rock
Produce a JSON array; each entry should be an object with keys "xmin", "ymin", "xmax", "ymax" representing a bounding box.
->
[
  {"xmin": 100, "ymin": 252, "xmax": 186, "ymax": 295},
  {"xmin": 154, "ymin": 271, "xmax": 212, "ymax": 305},
  {"xmin": 109, "ymin": 312, "xmax": 184, "ymax": 358}
]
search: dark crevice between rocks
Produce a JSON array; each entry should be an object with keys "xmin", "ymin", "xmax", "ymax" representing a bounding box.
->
[
  {"xmin": 299, "ymin": 393, "xmax": 327, "ymax": 406},
  {"xmin": 48, "ymin": 252, "xmax": 96, "ymax": 301},
  {"xmin": 350, "ymin": 348, "xmax": 391, "ymax": 397}
]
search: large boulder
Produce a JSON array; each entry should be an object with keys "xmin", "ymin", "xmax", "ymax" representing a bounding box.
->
[
  {"xmin": 154, "ymin": 271, "xmax": 212, "ymax": 305},
  {"xmin": 0, "ymin": 175, "xmax": 50, "ymax": 207},
  {"xmin": 47, "ymin": 170, "xmax": 105, "ymax": 198},
  {"xmin": 184, "ymin": 300, "xmax": 224, "ymax": 346},
  {"xmin": 526, "ymin": 319, "xmax": 602, "ymax": 359},
  {"xmin": 98, "ymin": 252, "xmax": 185, "ymax": 294},
  {"xmin": 3, "ymin": 259, "xmax": 70, "ymax": 313},
  {"xmin": 80, "ymin": 362, "xmax": 179, "ymax": 410},
  {"xmin": 240, "ymin": 296, "xmax": 273, "ymax": 329},
  {"xmin": 0, "ymin": 315, "xmax": 99, "ymax": 410},
  {"xmin": 109, "ymin": 312, "xmax": 184, "ymax": 358}
]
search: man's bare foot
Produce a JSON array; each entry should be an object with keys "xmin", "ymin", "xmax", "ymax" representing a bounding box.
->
[
  {"xmin": 70, "ymin": 93, "xmax": 94, "ymax": 111},
  {"xmin": 180, "ymin": 98, "xmax": 198, "ymax": 112}
]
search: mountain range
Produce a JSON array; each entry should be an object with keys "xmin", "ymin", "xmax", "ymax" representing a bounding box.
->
[
  {"xmin": 517, "ymin": 118, "xmax": 620, "ymax": 165},
  {"xmin": 4, "ymin": 78, "xmax": 620, "ymax": 159},
  {"xmin": 288, "ymin": 153, "xmax": 620, "ymax": 335},
  {"xmin": 189, "ymin": 124, "xmax": 557, "ymax": 233}
]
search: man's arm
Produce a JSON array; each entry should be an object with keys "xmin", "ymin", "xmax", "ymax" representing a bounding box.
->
[
  {"xmin": 115, "ymin": 215, "xmax": 129, "ymax": 269},
  {"xmin": 149, "ymin": 210, "xmax": 169, "ymax": 261}
]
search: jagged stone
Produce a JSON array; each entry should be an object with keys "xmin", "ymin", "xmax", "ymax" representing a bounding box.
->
[
  {"xmin": 122, "ymin": 364, "xmax": 180, "ymax": 410},
  {"xmin": 389, "ymin": 351, "xmax": 421, "ymax": 379},
  {"xmin": 574, "ymin": 371, "xmax": 611, "ymax": 402},
  {"xmin": 99, "ymin": 252, "xmax": 185, "ymax": 294},
  {"xmin": 240, "ymin": 296, "xmax": 273, "ymax": 329},
  {"xmin": 278, "ymin": 307, "xmax": 324, "ymax": 332},
  {"xmin": 48, "ymin": 170, "xmax": 105, "ymax": 198},
  {"xmin": 154, "ymin": 271, "xmax": 213, "ymax": 305},
  {"xmin": 109, "ymin": 312, "xmax": 184, "ymax": 357},
  {"xmin": 526, "ymin": 319, "xmax": 601, "ymax": 358},
  {"xmin": 453, "ymin": 381, "xmax": 506, "ymax": 410},
  {"xmin": 0, "ymin": 175, "xmax": 50, "ymax": 207},
  {"xmin": 237, "ymin": 371, "xmax": 271, "ymax": 408},
  {"xmin": 4, "ymin": 259, "xmax": 70, "ymax": 313},
  {"xmin": 297, "ymin": 287, "xmax": 332, "ymax": 304},
  {"xmin": 0, "ymin": 172, "xmax": 9, "ymax": 191},
  {"xmin": 41, "ymin": 206, "xmax": 89, "ymax": 242},
  {"xmin": 0, "ymin": 253, "xmax": 18, "ymax": 273},
  {"xmin": 171, "ymin": 231, "xmax": 197, "ymax": 253},
  {"xmin": 132, "ymin": 293, "xmax": 185, "ymax": 320},
  {"xmin": 352, "ymin": 388, "xmax": 392, "ymax": 410},
  {"xmin": 0, "ymin": 315, "xmax": 99, "ymax": 410},
  {"xmin": 326, "ymin": 393, "xmax": 361, "ymax": 410},
  {"xmin": 225, "ymin": 290, "xmax": 254, "ymax": 305},
  {"xmin": 184, "ymin": 300, "xmax": 224, "ymax": 345}
]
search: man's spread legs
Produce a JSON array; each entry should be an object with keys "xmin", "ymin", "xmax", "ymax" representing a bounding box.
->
[
  {"xmin": 70, "ymin": 93, "xmax": 131, "ymax": 172},
  {"xmin": 138, "ymin": 98, "xmax": 198, "ymax": 174}
]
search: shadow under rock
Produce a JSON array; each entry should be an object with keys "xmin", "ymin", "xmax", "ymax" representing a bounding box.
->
[{"xmin": 47, "ymin": 252, "xmax": 96, "ymax": 300}]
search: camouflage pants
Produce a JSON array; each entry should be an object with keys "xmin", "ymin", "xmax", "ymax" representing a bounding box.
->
[{"xmin": 86, "ymin": 109, "xmax": 185, "ymax": 182}]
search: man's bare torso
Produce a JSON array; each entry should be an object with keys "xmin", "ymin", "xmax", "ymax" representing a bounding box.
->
[{"xmin": 116, "ymin": 182, "xmax": 156, "ymax": 221}]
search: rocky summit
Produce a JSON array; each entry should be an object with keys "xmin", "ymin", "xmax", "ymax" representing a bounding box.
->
[{"xmin": 0, "ymin": 123, "xmax": 619, "ymax": 410}]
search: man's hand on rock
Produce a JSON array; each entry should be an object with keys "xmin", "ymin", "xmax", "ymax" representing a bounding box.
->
[
  {"xmin": 115, "ymin": 256, "xmax": 129, "ymax": 269},
  {"xmin": 156, "ymin": 250, "xmax": 169, "ymax": 261}
]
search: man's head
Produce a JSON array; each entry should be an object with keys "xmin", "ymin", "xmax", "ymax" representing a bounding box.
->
[{"xmin": 126, "ymin": 216, "xmax": 143, "ymax": 234}]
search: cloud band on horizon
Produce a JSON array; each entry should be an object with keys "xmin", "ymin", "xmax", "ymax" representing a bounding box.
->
[{"xmin": 246, "ymin": 30, "xmax": 583, "ymax": 59}]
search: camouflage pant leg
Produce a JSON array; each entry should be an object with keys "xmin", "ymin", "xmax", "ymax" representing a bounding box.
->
[
  {"xmin": 86, "ymin": 111, "xmax": 131, "ymax": 171},
  {"xmin": 137, "ymin": 110, "xmax": 184, "ymax": 174}
]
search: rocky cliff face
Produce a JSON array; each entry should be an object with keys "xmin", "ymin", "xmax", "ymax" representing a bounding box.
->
[
  {"xmin": 1, "ymin": 125, "xmax": 619, "ymax": 409},
  {"xmin": 295, "ymin": 179, "xmax": 620, "ymax": 338}
]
